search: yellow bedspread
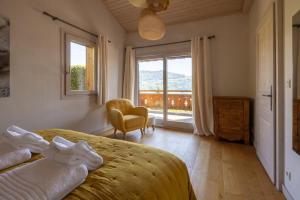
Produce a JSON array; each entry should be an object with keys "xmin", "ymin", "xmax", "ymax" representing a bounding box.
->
[{"xmin": 1, "ymin": 129, "xmax": 196, "ymax": 200}]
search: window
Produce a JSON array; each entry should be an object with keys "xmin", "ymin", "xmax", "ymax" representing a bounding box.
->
[{"xmin": 64, "ymin": 32, "xmax": 97, "ymax": 95}]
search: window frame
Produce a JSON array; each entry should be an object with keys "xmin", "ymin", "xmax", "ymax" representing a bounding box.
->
[{"xmin": 63, "ymin": 31, "xmax": 98, "ymax": 96}]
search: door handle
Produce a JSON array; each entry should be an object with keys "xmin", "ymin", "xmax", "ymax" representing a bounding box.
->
[
  {"xmin": 262, "ymin": 94, "xmax": 272, "ymax": 98},
  {"xmin": 262, "ymin": 86, "xmax": 273, "ymax": 111}
]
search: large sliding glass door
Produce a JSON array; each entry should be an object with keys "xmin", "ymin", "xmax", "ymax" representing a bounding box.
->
[
  {"xmin": 138, "ymin": 59, "xmax": 164, "ymax": 121},
  {"xmin": 137, "ymin": 55, "xmax": 193, "ymax": 129},
  {"xmin": 166, "ymin": 57, "xmax": 192, "ymax": 123}
]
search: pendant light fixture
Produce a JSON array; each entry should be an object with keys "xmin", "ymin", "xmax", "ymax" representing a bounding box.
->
[
  {"xmin": 129, "ymin": 0, "xmax": 170, "ymax": 41},
  {"xmin": 147, "ymin": 0, "xmax": 169, "ymax": 12},
  {"xmin": 128, "ymin": 0, "xmax": 148, "ymax": 8},
  {"xmin": 138, "ymin": 8, "xmax": 166, "ymax": 40}
]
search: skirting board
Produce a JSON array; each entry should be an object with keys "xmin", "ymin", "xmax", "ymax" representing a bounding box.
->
[{"xmin": 282, "ymin": 185, "xmax": 295, "ymax": 200}]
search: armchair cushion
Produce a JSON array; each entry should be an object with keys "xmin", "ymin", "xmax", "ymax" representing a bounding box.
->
[
  {"xmin": 130, "ymin": 107, "xmax": 148, "ymax": 121},
  {"xmin": 123, "ymin": 115, "xmax": 146, "ymax": 130}
]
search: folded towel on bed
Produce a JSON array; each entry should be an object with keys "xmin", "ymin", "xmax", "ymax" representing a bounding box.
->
[
  {"xmin": 5, "ymin": 125, "xmax": 49, "ymax": 153},
  {"xmin": 43, "ymin": 136, "xmax": 103, "ymax": 170},
  {"xmin": 0, "ymin": 140, "xmax": 31, "ymax": 171},
  {"xmin": 0, "ymin": 158, "xmax": 88, "ymax": 200}
]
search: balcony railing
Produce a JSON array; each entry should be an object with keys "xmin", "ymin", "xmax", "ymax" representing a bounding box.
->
[{"xmin": 139, "ymin": 90, "xmax": 192, "ymax": 115}]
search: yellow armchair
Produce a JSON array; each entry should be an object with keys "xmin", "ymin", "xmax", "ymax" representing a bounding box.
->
[{"xmin": 106, "ymin": 99, "xmax": 148, "ymax": 138}]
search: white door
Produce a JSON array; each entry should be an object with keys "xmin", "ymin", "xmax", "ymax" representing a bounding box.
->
[{"xmin": 256, "ymin": 4, "xmax": 276, "ymax": 183}]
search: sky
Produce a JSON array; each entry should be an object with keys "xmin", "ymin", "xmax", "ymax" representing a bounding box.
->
[
  {"xmin": 70, "ymin": 42, "xmax": 86, "ymax": 66},
  {"xmin": 138, "ymin": 57, "xmax": 192, "ymax": 77}
]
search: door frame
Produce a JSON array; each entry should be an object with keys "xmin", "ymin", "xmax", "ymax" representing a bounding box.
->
[
  {"xmin": 274, "ymin": 0, "xmax": 284, "ymax": 191},
  {"xmin": 135, "ymin": 54, "xmax": 194, "ymax": 132}
]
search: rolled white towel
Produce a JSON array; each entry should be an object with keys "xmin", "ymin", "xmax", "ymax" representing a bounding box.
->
[
  {"xmin": 5, "ymin": 125, "xmax": 49, "ymax": 153},
  {"xmin": 43, "ymin": 136, "xmax": 103, "ymax": 171},
  {"xmin": 0, "ymin": 141, "xmax": 31, "ymax": 171},
  {"xmin": 0, "ymin": 158, "xmax": 88, "ymax": 200}
]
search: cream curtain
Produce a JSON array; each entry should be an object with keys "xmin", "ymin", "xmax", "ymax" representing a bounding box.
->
[
  {"xmin": 293, "ymin": 27, "xmax": 300, "ymax": 99},
  {"xmin": 97, "ymin": 35, "xmax": 108, "ymax": 105},
  {"xmin": 122, "ymin": 46, "xmax": 136, "ymax": 102},
  {"xmin": 191, "ymin": 36, "xmax": 214, "ymax": 136}
]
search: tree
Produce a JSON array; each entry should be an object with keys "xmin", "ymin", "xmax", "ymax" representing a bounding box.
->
[{"xmin": 71, "ymin": 65, "xmax": 86, "ymax": 90}]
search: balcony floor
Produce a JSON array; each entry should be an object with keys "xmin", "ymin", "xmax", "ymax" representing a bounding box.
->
[{"xmin": 150, "ymin": 112, "xmax": 193, "ymax": 123}]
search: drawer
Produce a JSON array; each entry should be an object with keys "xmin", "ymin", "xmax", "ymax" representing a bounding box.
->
[
  {"xmin": 219, "ymin": 112, "xmax": 244, "ymax": 131},
  {"xmin": 217, "ymin": 100, "xmax": 244, "ymax": 111}
]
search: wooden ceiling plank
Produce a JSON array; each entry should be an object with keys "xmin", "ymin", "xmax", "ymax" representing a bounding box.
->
[{"xmin": 102, "ymin": 0, "xmax": 246, "ymax": 32}]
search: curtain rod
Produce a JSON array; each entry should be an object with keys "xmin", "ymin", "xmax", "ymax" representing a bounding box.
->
[
  {"xmin": 42, "ymin": 11, "xmax": 112, "ymax": 43},
  {"xmin": 132, "ymin": 35, "xmax": 215, "ymax": 50}
]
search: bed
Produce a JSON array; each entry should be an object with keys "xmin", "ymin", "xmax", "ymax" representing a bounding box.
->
[{"xmin": 1, "ymin": 129, "xmax": 196, "ymax": 200}]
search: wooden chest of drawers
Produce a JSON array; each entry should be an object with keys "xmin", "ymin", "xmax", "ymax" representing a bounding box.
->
[
  {"xmin": 293, "ymin": 100, "xmax": 300, "ymax": 154},
  {"xmin": 213, "ymin": 97, "xmax": 251, "ymax": 144}
]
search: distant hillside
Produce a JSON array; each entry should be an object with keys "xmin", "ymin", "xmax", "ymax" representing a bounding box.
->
[{"xmin": 139, "ymin": 70, "xmax": 192, "ymax": 91}]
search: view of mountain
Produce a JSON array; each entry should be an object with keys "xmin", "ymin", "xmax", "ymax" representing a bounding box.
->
[{"xmin": 139, "ymin": 70, "xmax": 192, "ymax": 91}]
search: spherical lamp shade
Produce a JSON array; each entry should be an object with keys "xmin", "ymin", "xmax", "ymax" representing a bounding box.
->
[
  {"xmin": 129, "ymin": 0, "xmax": 148, "ymax": 8},
  {"xmin": 138, "ymin": 9, "xmax": 166, "ymax": 41}
]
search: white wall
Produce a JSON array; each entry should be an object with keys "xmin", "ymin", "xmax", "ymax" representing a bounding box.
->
[
  {"xmin": 284, "ymin": 0, "xmax": 300, "ymax": 199},
  {"xmin": 0, "ymin": 0, "xmax": 126, "ymax": 134},
  {"xmin": 127, "ymin": 14, "xmax": 251, "ymax": 97}
]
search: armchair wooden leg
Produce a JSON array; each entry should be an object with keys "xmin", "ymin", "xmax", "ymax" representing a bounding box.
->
[
  {"xmin": 122, "ymin": 132, "xmax": 126, "ymax": 139},
  {"xmin": 113, "ymin": 128, "xmax": 117, "ymax": 137},
  {"xmin": 140, "ymin": 128, "xmax": 144, "ymax": 136}
]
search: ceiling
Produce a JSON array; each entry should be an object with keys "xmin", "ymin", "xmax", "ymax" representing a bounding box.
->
[{"xmin": 102, "ymin": 0, "xmax": 254, "ymax": 32}]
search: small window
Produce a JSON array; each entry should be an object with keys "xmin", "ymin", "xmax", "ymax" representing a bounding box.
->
[{"xmin": 64, "ymin": 32, "xmax": 97, "ymax": 95}]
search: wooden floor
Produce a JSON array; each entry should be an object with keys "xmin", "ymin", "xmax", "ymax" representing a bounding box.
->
[{"xmin": 104, "ymin": 128, "xmax": 285, "ymax": 200}]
